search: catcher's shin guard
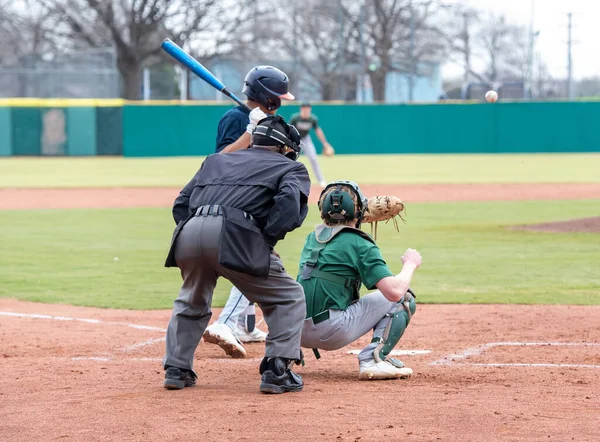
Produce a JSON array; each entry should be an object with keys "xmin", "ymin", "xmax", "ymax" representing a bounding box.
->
[{"xmin": 373, "ymin": 291, "xmax": 417, "ymax": 363}]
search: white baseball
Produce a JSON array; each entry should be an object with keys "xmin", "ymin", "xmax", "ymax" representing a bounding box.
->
[
  {"xmin": 114, "ymin": 257, "xmax": 119, "ymax": 261},
  {"xmin": 485, "ymin": 90, "xmax": 498, "ymax": 103}
]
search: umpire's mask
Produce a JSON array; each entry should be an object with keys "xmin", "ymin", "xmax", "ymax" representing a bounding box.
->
[{"xmin": 251, "ymin": 115, "xmax": 302, "ymax": 161}]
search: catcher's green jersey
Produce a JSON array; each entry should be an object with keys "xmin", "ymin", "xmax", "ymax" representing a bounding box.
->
[{"xmin": 297, "ymin": 230, "xmax": 394, "ymax": 318}]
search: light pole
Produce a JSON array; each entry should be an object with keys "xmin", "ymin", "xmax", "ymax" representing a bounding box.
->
[{"xmin": 567, "ymin": 12, "xmax": 573, "ymax": 100}]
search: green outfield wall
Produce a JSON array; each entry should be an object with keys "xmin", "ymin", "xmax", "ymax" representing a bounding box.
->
[
  {"xmin": 1, "ymin": 100, "xmax": 599, "ymax": 156},
  {"xmin": 0, "ymin": 100, "xmax": 124, "ymax": 156}
]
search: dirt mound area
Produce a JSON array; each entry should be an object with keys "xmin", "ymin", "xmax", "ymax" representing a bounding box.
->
[{"xmin": 514, "ymin": 216, "xmax": 600, "ymax": 233}]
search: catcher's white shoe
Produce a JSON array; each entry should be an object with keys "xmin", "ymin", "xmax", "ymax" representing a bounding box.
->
[
  {"xmin": 359, "ymin": 360, "xmax": 413, "ymax": 380},
  {"xmin": 233, "ymin": 325, "xmax": 268, "ymax": 343},
  {"xmin": 202, "ymin": 323, "xmax": 247, "ymax": 358}
]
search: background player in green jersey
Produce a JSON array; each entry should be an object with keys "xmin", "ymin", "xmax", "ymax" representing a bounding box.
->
[{"xmin": 290, "ymin": 102, "xmax": 335, "ymax": 188}]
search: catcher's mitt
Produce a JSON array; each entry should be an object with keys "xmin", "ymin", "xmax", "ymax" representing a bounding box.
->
[
  {"xmin": 363, "ymin": 195, "xmax": 406, "ymax": 239},
  {"xmin": 322, "ymin": 143, "xmax": 335, "ymax": 157}
]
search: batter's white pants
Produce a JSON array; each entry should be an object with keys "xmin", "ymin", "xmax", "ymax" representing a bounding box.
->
[
  {"xmin": 301, "ymin": 135, "xmax": 326, "ymax": 185},
  {"xmin": 216, "ymin": 286, "xmax": 255, "ymax": 330}
]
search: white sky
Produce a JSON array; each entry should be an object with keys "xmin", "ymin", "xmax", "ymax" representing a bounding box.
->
[{"xmin": 442, "ymin": 0, "xmax": 599, "ymax": 80}]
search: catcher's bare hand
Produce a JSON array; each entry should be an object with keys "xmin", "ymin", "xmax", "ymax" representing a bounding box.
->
[
  {"xmin": 402, "ymin": 248, "xmax": 422, "ymax": 269},
  {"xmin": 322, "ymin": 143, "xmax": 335, "ymax": 157}
]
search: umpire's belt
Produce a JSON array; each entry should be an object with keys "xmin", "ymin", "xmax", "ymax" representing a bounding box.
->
[
  {"xmin": 310, "ymin": 310, "xmax": 330, "ymax": 325},
  {"xmin": 194, "ymin": 205, "xmax": 256, "ymax": 225}
]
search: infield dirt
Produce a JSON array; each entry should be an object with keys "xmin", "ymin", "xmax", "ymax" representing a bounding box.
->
[{"xmin": 1, "ymin": 182, "xmax": 599, "ymax": 441}]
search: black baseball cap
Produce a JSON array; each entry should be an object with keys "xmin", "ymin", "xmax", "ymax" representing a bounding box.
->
[{"xmin": 300, "ymin": 101, "xmax": 311, "ymax": 108}]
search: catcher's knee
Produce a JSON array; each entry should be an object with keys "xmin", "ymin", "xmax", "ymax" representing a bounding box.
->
[{"xmin": 373, "ymin": 290, "xmax": 416, "ymax": 363}]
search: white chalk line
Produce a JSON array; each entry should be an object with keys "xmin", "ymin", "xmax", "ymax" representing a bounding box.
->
[
  {"xmin": 431, "ymin": 342, "xmax": 600, "ymax": 368},
  {"xmin": 466, "ymin": 363, "xmax": 600, "ymax": 369},
  {"xmin": 68, "ymin": 356, "xmax": 263, "ymax": 364},
  {"xmin": 347, "ymin": 349, "xmax": 431, "ymax": 356},
  {"xmin": 0, "ymin": 311, "xmax": 166, "ymax": 332},
  {"xmin": 11, "ymin": 310, "xmax": 598, "ymax": 370},
  {"xmin": 70, "ymin": 356, "xmax": 163, "ymax": 362},
  {"xmin": 121, "ymin": 337, "xmax": 166, "ymax": 352},
  {"xmin": 2, "ymin": 310, "xmax": 265, "ymax": 365}
]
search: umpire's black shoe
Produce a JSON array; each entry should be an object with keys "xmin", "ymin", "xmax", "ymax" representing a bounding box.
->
[
  {"xmin": 164, "ymin": 366, "xmax": 197, "ymax": 390},
  {"xmin": 259, "ymin": 357, "xmax": 304, "ymax": 394}
]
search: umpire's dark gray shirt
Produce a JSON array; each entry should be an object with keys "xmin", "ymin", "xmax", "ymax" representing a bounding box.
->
[{"xmin": 172, "ymin": 148, "xmax": 311, "ymax": 247}]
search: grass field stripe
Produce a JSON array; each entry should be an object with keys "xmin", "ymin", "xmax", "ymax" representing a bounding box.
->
[
  {"xmin": 121, "ymin": 337, "xmax": 166, "ymax": 352},
  {"xmin": 0, "ymin": 311, "xmax": 166, "ymax": 332}
]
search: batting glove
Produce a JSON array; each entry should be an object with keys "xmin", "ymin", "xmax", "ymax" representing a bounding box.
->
[{"xmin": 246, "ymin": 107, "xmax": 268, "ymax": 134}]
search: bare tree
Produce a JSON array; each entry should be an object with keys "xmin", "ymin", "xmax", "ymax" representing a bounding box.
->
[
  {"xmin": 0, "ymin": 0, "xmax": 56, "ymax": 64},
  {"xmin": 40, "ymin": 0, "xmax": 250, "ymax": 99},
  {"xmin": 477, "ymin": 14, "xmax": 528, "ymax": 82},
  {"xmin": 269, "ymin": 0, "xmax": 356, "ymax": 100},
  {"xmin": 449, "ymin": 10, "xmax": 529, "ymax": 84},
  {"xmin": 341, "ymin": 0, "xmax": 447, "ymax": 101}
]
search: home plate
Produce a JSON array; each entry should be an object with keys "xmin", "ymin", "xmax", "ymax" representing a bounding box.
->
[{"xmin": 347, "ymin": 349, "xmax": 431, "ymax": 356}]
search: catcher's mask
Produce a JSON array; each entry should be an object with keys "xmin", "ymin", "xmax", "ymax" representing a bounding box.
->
[
  {"xmin": 318, "ymin": 180, "xmax": 368, "ymax": 228},
  {"xmin": 251, "ymin": 115, "xmax": 302, "ymax": 161}
]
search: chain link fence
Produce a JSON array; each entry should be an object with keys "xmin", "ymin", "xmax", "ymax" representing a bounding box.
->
[{"xmin": 0, "ymin": 48, "xmax": 119, "ymax": 99}]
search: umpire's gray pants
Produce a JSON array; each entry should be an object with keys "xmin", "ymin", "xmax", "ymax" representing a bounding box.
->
[
  {"xmin": 301, "ymin": 291, "xmax": 403, "ymax": 363},
  {"xmin": 163, "ymin": 215, "xmax": 306, "ymax": 371}
]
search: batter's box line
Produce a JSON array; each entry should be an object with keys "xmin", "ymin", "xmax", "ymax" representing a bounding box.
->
[
  {"xmin": 430, "ymin": 342, "xmax": 600, "ymax": 368},
  {"xmin": 0, "ymin": 311, "xmax": 166, "ymax": 332}
]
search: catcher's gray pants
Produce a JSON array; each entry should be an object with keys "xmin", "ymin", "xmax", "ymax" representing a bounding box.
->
[
  {"xmin": 163, "ymin": 215, "xmax": 306, "ymax": 370},
  {"xmin": 301, "ymin": 291, "xmax": 403, "ymax": 363},
  {"xmin": 301, "ymin": 135, "xmax": 326, "ymax": 184}
]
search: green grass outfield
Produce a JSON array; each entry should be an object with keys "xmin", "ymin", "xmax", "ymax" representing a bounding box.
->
[
  {"xmin": 2, "ymin": 153, "xmax": 600, "ymax": 188},
  {"xmin": 1, "ymin": 200, "xmax": 599, "ymax": 309}
]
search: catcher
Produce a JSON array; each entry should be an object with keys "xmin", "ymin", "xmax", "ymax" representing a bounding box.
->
[{"xmin": 298, "ymin": 181, "xmax": 421, "ymax": 380}]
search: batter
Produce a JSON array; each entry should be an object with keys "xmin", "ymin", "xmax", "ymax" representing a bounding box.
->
[{"xmin": 203, "ymin": 65, "xmax": 295, "ymax": 358}]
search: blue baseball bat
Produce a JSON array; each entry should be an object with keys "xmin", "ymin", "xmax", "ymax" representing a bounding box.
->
[{"xmin": 161, "ymin": 38, "xmax": 251, "ymax": 112}]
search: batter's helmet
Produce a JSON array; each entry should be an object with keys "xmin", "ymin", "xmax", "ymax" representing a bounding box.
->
[
  {"xmin": 318, "ymin": 181, "xmax": 369, "ymax": 228},
  {"xmin": 242, "ymin": 66, "xmax": 294, "ymax": 111},
  {"xmin": 251, "ymin": 115, "xmax": 302, "ymax": 161}
]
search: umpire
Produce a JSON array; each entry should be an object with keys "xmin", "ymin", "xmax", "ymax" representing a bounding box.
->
[{"xmin": 162, "ymin": 115, "xmax": 311, "ymax": 394}]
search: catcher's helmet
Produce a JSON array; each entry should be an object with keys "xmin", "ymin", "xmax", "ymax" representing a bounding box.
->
[
  {"xmin": 242, "ymin": 66, "xmax": 294, "ymax": 111},
  {"xmin": 318, "ymin": 181, "xmax": 368, "ymax": 228},
  {"xmin": 251, "ymin": 115, "xmax": 302, "ymax": 161}
]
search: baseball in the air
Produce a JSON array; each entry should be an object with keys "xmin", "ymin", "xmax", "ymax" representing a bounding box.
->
[
  {"xmin": 485, "ymin": 90, "xmax": 498, "ymax": 103},
  {"xmin": 114, "ymin": 257, "xmax": 119, "ymax": 261}
]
